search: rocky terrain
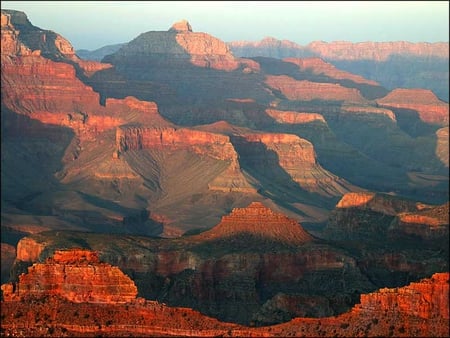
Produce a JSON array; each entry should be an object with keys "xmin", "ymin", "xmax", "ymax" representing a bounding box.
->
[
  {"xmin": 1, "ymin": 8, "xmax": 449, "ymax": 337},
  {"xmin": 228, "ymin": 38, "xmax": 450, "ymax": 102},
  {"xmin": 1, "ymin": 249, "xmax": 448, "ymax": 337}
]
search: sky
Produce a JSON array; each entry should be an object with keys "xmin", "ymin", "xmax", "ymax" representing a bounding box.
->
[{"xmin": 1, "ymin": 1, "xmax": 449, "ymax": 50}]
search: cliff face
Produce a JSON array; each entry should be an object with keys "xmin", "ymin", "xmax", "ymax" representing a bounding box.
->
[
  {"xmin": 9, "ymin": 202, "xmax": 376, "ymax": 326},
  {"xmin": 228, "ymin": 38, "xmax": 450, "ymax": 102},
  {"xmin": 2, "ymin": 249, "xmax": 137, "ymax": 303},
  {"xmin": 324, "ymin": 192, "xmax": 426, "ymax": 241},
  {"xmin": 377, "ymin": 88, "xmax": 449, "ymax": 125},
  {"xmin": 283, "ymin": 57, "xmax": 379, "ymax": 85},
  {"xmin": 231, "ymin": 132, "xmax": 359, "ymax": 197},
  {"xmin": 229, "ymin": 38, "xmax": 449, "ymax": 62},
  {"xmin": 1, "ymin": 262, "xmax": 448, "ymax": 338},
  {"xmin": 265, "ymin": 75, "xmax": 368, "ymax": 103},
  {"xmin": 389, "ymin": 202, "xmax": 449, "ymax": 241},
  {"xmin": 104, "ymin": 20, "xmax": 252, "ymax": 72},
  {"xmin": 196, "ymin": 202, "xmax": 313, "ymax": 244}
]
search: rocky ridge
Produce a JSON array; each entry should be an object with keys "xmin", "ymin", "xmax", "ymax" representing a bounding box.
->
[
  {"xmin": 1, "ymin": 250, "xmax": 448, "ymax": 337},
  {"xmin": 2, "ymin": 249, "xmax": 137, "ymax": 303}
]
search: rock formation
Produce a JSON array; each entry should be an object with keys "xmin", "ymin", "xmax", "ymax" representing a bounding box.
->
[
  {"xmin": 284, "ymin": 57, "xmax": 379, "ymax": 85},
  {"xmin": 195, "ymin": 202, "xmax": 313, "ymax": 244},
  {"xmin": 1, "ymin": 249, "xmax": 137, "ymax": 303},
  {"xmin": 324, "ymin": 192, "xmax": 428, "ymax": 241},
  {"xmin": 229, "ymin": 38, "xmax": 449, "ymax": 61},
  {"xmin": 104, "ymin": 20, "xmax": 252, "ymax": 72},
  {"xmin": 377, "ymin": 88, "xmax": 449, "ymax": 125},
  {"xmin": 389, "ymin": 202, "xmax": 449, "ymax": 241},
  {"xmin": 265, "ymin": 75, "xmax": 368, "ymax": 103},
  {"xmin": 231, "ymin": 132, "xmax": 360, "ymax": 197},
  {"xmin": 2, "ymin": 259, "xmax": 448, "ymax": 337},
  {"xmin": 228, "ymin": 38, "xmax": 450, "ymax": 102}
]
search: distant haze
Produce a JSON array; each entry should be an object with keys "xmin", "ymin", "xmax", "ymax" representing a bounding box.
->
[{"xmin": 1, "ymin": 1, "xmax": 448, "ymax": 50}]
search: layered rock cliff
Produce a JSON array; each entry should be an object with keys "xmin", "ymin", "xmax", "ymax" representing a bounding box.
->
[
  {"xmin": 2, "ymin": 261, "xmax": 448, "ymax": 337},
  {"xmin": 377, "ymin": 88, "xmax": 449, "ymax": 125},
  {"xmin": 229, "ymin": 38, "xmax": 449, "ymax": 61},
  {"xmin": 231, "ymin": 132, "xmax": 359, "ymax": 197},
  {"xmin": 104, "ymin": 20, "xmax": 253, "ymax": 72},
  {"xmin": 8, "ymin": 202, "xmax": 376, "ymax": 325},
  {"xmin": 195, "ymin": 202, "xmax": 313, "ymax": 244},
  {"xmin": 283, "ymin": 57, "xmax": 379, "ymax": 86},
  {"xmin": 228, "ymin": 38, "xmax": 450, "ymax": 102},
  {"xmin": 265, "ymin": 75, "xmax": 368, "ymax": 103},
  {"xmin": 2, "ymin": 249, "xmax": 137, "ymax": 303}
]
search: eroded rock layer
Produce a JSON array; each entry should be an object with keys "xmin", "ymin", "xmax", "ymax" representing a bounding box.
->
[
  {"xmin": 1, "ymin": 270, "xmax": 448, "ymax": 337},
  {"xmin": 1, "ymin": 249, "xmax": 137, "ymax": 303}
]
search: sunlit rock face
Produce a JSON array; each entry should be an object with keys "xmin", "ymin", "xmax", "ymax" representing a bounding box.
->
[
  {"xmin": 377, "ymin": 88, "xmax": 449, "ymax": 125},
  {"xmin": 231, "ymin": 132, "xmax": 359, "ymax": 197},
  {"xmin": 265, "ymin": 75, "xmax": 369, "ymax": 103},
  {"xmin": 1, "ymin": 249, "xmax": 137, "ymax": 303},
  {"xmin": 195, "ymin": 201, "xmax": 313, "ymax": 244},
  {"xmin": 104, "ymin": 20, "xmax": 248, "ymax": 71}
]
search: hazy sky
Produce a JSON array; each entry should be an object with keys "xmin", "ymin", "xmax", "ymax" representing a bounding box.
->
[{"xmin": 1, "ymin": 1, "xmax": 449, "ymax": 50}]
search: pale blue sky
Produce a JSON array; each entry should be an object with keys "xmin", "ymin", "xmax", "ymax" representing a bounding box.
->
[{"xmin": 1, "ymin": 1, "xmax": 449, "ymax": 50}]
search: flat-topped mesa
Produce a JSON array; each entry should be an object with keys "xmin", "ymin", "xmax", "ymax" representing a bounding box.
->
[
  {"xmin": 115, "ymin": 126, "xmax": 238, "ymax": 162},
  {"xmin": 198, "ymin": 202, "xmax": 313, "ymax": 244},
  {"xmin": 1, "ymin": 249, "xmax": 138, "ymax": 303},
  {"xmin": 376, "ymin": 88, "xmax": 449, "ymax": 125}
]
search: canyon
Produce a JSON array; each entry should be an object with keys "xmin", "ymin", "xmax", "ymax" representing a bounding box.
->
[
  {"xmin": 1, "ymin": 8, "xmax": 448, "ymax": 337},
  {"xmin": 1, "ymin": 249, "xmax": 448, "ymax": 337}
]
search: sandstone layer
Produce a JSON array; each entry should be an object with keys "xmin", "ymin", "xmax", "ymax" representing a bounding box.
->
[
  {"xmin": 2, "ymin": 249, "xmax": 137, "ymax": 303},
  {"xmin": 377, "ymin": 88, "xmax": 449, "ymax": 125},
  {"xmin": 2, "ymin": 262, "xmax": 448, "ymax": 337}
]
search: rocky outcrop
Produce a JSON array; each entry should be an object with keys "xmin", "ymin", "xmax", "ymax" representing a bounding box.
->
[
  {"xmin": 265, "ymin": 108, "xmax": 326, "ymax": 124},
  {"xmin": 1, "ymin": 249, "xmax": 137, "ymax": 303},
  {"xmin": 377, "ymin": 88, "xmax": 449, "ymax": 125},
  {"xmin": 104, "ymin": 20, "xmax": 253, "ymax": 72},
  {"xmin": 284, "ymin": 57, "xmax": 379, "ymax": 85},
  {"xmin": 229, "ymin": 38, "xmax": 450, "ymax": 102},
  {"xmin": 323, "ymin": 192, "xmax": 432, "ymax": 242},
  {"xmin": 265, "ymin": 75, "xmax": 368, "ymax": 103},
  {"xmin": 389, "ymin": 202, "xmax": 449, "ymax": 241},
  {"xmin": 1, "ymin": 268, "xmax": 448, "ymax": 337},
  {"xmin": 196, "ymin": 202, "xmax": 313, "ymax": 244},
  {"xmin": 232, "ymin": 132, "xmax": 359, "ymax": 196}
]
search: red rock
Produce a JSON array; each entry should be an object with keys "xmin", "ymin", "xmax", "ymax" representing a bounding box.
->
[
  {"xmin": 233, "ymin": 132, "xmax": 359, "ymax": 196},
  {"xmin": 284, "ymin": 57, "xmax": 379, "ymax": 85},
  {"xmin": 196, "ymin": 202, "xmax": 313, "ymax": 244},
  {"xmin": 377, "ymin": 88, "xmax": 449, "ymax": 125},
  {"xmin": 1, "ymin": 268, "xmax": 447, "ymax": 337},
  {"xmin": 1, "ymin": 249, "xmax": 138, "ymax": 303},
  {"xmin": 265, "ymin": 108, "xmax": 326, "ymax": 124},
  {"xmin": 265, "ymin": 75, "xmax": 368, "ymax": 103}
]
